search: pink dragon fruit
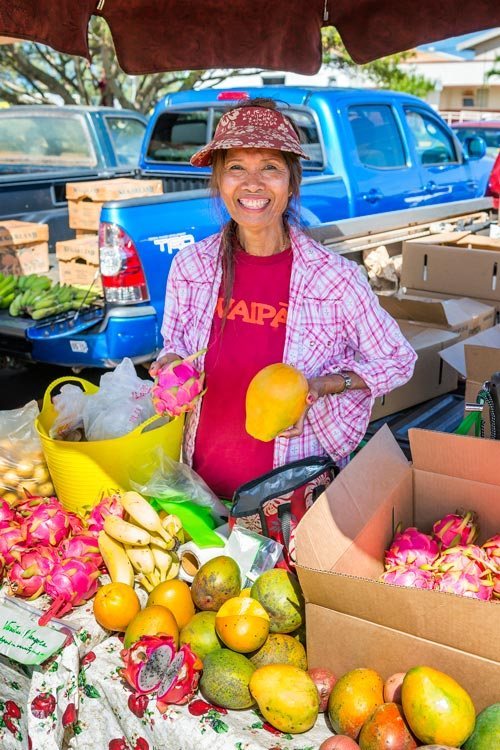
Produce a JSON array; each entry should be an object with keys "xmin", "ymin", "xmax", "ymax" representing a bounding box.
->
[
  {"xmin": 22, "ymin": 500, "xmax": 71, "ymax": 547},
  {"xmin": 0, "ymin": 499, "xmax": 17, "ymax": 528},
  {"xmin": 493, "ymin": 574, "xmax": 500, "ymax": 600},
  {"xmin": 152, "ymin": 350, "xmax": 206, "ymax": 417},
  {"xmin": 433, "ymin": 544, "xmax": 492, "ymax": 577},
  {"xmin": 384, "ymin": 526, "xmax": 440, "ymax": 569},
  {"xmin": 86, "ymin": 495, "xmax": 124, "ymax": 535},
  {"xmin": 0, "ymin": 525, "xmax": 27, "ymax": 567},
  {"xmin": 482, "ymin": 535, "xmax": 500, "ymax": 571},
  {"xmin": 39, "ymin": 559, "xmax": 100, "ymax": 624},
  {"xmin": 432, "ymin": 510, "xmax": 478, "ymax": 549},
  {"xmin": 121, "ymin": 635, "xmax": 178, "ymax": 694},
  {"xmin": 66, "ymin": 512, "xmax": 85, "ymax": 536},
  {"xmin": 60, "ymin": 535, "xmax": 103, "ymax": 567},
  {"xmin": 155, "ymin": 645, "xmax": 202, "ymax": 710},
  {"xmin": 434, "ymin": 569, "xmax": 494, "ymax": 601},
  {"xmin": 379, "ymin": 565, "xmax": 435, "ymax": 589},
  {"xmin": 8, "ymin": 548, "xmax": 57, "ymax": 599}
]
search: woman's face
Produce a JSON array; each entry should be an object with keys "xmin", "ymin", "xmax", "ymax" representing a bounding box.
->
[{"xmin": 218, "ymin": 148, "xmax": 291, "ymax": 236}]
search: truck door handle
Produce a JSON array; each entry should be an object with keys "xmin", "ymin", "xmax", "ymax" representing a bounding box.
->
[
  {"xmin": 362, "ymin": 188, "xmax": 383, "ymax": 204},
  {"xmin": 425, "ymin": 181, "xmax": 439, "ymax": 193},
  {"xmin": 466, "ymin": 179, "xmax": 478, "ymax": 191}
]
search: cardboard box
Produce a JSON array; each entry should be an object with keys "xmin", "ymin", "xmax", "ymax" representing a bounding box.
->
[
  {"xmin": 379, "ymin": 293, "xmax": 495, "ymax": 341},
  {"xmin": 55, "ymin": 236, "xmax": 102, "ymax": 289},
  {"xmin": 306, "ymin": 606, "xmax": 500, "ymax": 712},
  {"xmin": 439, "ymin": 324, "xmax": 500, "ymax": 436},
  {"xmin": 403, "ymin": 287, "xmax": 500, "ymax": 317},
  {"xmin": 0, "ymin": 220, "xmax": 49, "ymax": 275},
  {"xmin": 295, "ymin": 426, "xmax": 500, "ymax": 708},
  {"xmin": 401, "ymin": 232, "xmax": 500, "ymax": 304},
  {"xmin": 370, "ymin": 321, "xmax": 459, "ymax": 420},
  {"xmin": 66, "ymin": 178, "xmax": 163, "ymax": 231}
]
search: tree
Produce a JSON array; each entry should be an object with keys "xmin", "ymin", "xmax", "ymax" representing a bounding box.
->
[
  {"xmin": 322, "ymin": 29, "xmax": 435, "ymax": 98},
  {"xmin": 0, "ymin": 19, "xmax": 433, "ymax": 112}
]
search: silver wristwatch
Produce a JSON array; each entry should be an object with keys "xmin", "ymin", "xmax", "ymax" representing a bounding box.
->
[{"xmin": 338, "ymin": 373, "xmax": 353, "ymax": 394}]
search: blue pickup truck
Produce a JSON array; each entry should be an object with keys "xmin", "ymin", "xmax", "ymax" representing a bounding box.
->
[{"xmin": 1, "ymin": 86, "xmax": 494, "ymax": 368}]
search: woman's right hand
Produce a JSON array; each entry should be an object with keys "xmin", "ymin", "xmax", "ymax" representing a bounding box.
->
[{"xmin": 149, "ymin": 352, "xmax": 182, "ymax": 378}]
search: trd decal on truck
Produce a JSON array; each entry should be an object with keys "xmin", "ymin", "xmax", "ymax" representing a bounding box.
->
[{"xmin": 151, "ymin": 233, "xmax": 195, "ymax": 254}]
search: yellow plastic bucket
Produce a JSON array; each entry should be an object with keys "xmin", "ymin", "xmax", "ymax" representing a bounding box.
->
[{"xmin": 36, "ymin": 376, "xmax": 184, "ymax": 516}]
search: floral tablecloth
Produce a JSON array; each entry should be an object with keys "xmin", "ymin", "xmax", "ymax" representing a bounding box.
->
[{"xmin": 0, "ymin": 593, "xmax": 334, "ymax": 750}]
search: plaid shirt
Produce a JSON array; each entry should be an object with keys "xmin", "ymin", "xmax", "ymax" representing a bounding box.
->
[{"xmin": 159, "ymin": 227, "xmax": 416, "ymax": 467}]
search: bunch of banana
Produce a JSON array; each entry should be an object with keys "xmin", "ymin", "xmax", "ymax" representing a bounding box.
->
[
  {"xmin": 8, "ymin": 274, "xmax": 53, "ymax": 316},
  {"xmin": 8, "ymin": 281, "xmax": 102, "ymax": 319},
  {"xmin": 97, "ymin": 491, "xmax": 185, "ymax": 592},
  {"xmin": 0, "ymin": 273, "xmax": 19, "ymax": 309}
]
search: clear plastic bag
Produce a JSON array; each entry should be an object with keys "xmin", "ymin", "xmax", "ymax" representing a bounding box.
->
[
  {"xmin": 224, "ymin": 526, "xmax": 283, "ymax": 588},
  {"xmin": 129, "ymin": 447, "xmax": 228, "ymax": 522},
  {"xmin": 83, "ymin": 358, "xmax": 155, "ymax": 441},
  {"xmin": 0, "ymin": 401, "xmax": 54, "ymax": 503},
  {"xmin": 49, "ymin": 384, "xmax": 88, "ymax": 440}
]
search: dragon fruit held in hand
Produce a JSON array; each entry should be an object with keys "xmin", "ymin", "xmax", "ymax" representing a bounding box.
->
[
  {"xmin": 434, "ymin": 569, "xmax": 494, "ymax": 601},
  {"xmin": 385, "ymin": 526, "xmax": 440, "ymax": 569},
  {"xmin": 8, "ymin": 548, "xmax": 57, "ymax": 599},
  {"xmin": 152, "ymin": 350, "xmax": 206, "ymax": 418},
  {"xmin": 379, "ymin": 565, "xmax": 435, "ymax": 590},
  {"xmin": 432, "ymin": 510, "xmax": 478, "ymax": 549},
  {"xmin": 39, "ymin": 559, "xmax": 100, "ymax": 624},
  {"xmin": 121, "ymin": 634, "xmax": 202, "ymax": 709}
]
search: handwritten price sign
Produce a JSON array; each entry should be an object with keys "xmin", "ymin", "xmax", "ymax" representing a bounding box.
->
[{"xmin": 0, "ymin": 605, "xmax": 66, "ymax": 665}]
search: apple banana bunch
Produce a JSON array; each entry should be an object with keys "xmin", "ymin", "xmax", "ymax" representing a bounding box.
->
[{"xmin": 97, "ymin": 491, "xmax": 184, "ymax": 590}]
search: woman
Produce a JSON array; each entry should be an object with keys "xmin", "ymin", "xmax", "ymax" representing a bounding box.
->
[{"xmin": 150, "ymin": 99, "xmax": 416, "ymax": 501}]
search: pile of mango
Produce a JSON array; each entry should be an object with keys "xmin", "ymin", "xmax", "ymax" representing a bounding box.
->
[{"xmin": 0, "ymin": 272, "xmax": 101, "ymax": 319}]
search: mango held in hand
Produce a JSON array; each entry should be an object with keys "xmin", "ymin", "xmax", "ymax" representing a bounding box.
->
[
  {"xmin": 249, "ymin": 664, "xmax": 320, "ymax": 733},
  {"xmin": 401, "ymin": 665, "xmax": 476, "ymax": 747},
  {"xmin": 245, "ymin": 363, "xmax": 308, "ymax": 441}
]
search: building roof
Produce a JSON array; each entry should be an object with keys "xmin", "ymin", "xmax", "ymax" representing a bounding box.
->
[{"xmin": 457, "ymin": 27, "xmax": 500, "ymax": 53}]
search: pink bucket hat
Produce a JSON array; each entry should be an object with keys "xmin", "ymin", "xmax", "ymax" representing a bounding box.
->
[{"xmin": 190, "ymin": 106, "xmax": 309, "ymax": 166}]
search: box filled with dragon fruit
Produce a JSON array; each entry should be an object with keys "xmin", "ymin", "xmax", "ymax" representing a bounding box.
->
[{"xmin": 295, "ymin": 426, "xmax": 500, "ymax": 666}]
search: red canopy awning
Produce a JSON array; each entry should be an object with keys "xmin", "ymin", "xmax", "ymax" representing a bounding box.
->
[{"xmin": 0, "ymin": 0, "xmax": 498, "ymax": 75}]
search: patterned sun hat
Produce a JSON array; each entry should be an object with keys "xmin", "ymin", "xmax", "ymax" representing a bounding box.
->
[{"xmin": 190, "ymin": 105, "xmax": 309, "ymax": 166}]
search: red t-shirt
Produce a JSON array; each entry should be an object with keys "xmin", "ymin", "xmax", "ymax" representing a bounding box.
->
[{"xmin": 192, "ymin": 246, "xmax": 292, "ymax": 500}]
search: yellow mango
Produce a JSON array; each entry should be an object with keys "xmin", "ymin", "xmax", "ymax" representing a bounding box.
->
[{"xmin": 249, "ymin": 664, "xmax": 319, "ymax": 733}]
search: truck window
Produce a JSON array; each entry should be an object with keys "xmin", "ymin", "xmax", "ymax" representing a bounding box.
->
[
  {"xmin": 348, "ymin": 105, "xmax": 406, "ymax": 169},
  {"xmin": 105, "ymin": 116, "xmax": 147, "ymax": 166},
  {"xmin": 405, "ymin": 108, "xmax": 459, "ymax": 165},
  {"xmin": 146, "ymin": 111, "xmax": 210, "ymax": 162},
  {"xmin": 0, "ymin": 114, "xmax": 97, "ymax": 168}
]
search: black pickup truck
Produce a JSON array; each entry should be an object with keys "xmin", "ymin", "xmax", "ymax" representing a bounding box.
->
[{"xmin": 0, "ymin": 105, "xmax": 147, "ymax": 249}]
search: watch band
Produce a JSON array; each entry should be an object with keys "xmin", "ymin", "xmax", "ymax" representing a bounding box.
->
[{"xmin": 338, "ymin": 373, "xmax": 353, "ymax": 394}]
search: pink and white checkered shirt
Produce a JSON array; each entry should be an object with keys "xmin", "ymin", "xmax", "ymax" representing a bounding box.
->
[{"xmin": 159, "ymin": 227, "xmax": 416, "ymax": 467}]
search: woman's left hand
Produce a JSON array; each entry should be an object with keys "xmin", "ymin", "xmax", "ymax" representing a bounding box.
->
[{"xmin": 277, "ymin": 378, "xmax": 322, "ymax": 439}]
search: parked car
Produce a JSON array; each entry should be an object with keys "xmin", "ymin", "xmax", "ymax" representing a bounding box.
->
[
  {"xmin": 452, "ymin": 120, "xmax": 500, "ymax": 159},
  {"xmin": 0, "ymin": 86, "xmax": 494, "ymax": 368}
]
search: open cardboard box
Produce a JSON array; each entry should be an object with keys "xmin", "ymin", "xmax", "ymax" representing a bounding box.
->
[
  {"xmin": 370, "ymin": 321, "xmax": 458, "ymax": 421},
  {"xmin": 0, "ymin": 220, "xmax": 49, "ymax": 275},
  {"xmin": 295, "ymin": 427, "xmax": 500, "ymax": 708},
  {"xmin": 66, "ymin": 178, "xmax": 163, "ymax": 231},
  {"xmin": 55, "ymin": 235, "xmax": 102, "ymax": 289},
  {"xmin": 379, "ymin": 293, "xmax": 495, "ymax": 340},
  {"xmin": 401, "ymin": 233, "xmax": 500, "ymax": 304},
  {"xmin": 403, "ymin": 288, "xmax": 500, "ymax": 317}
]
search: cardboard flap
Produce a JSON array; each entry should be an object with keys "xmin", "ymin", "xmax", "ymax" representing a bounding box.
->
[
  {"xmin": 465, "ymin": 344, "xmax": 500, "ymax": 383},
  {"xmin": 439, "ymin": 324, "xmax": 500, "ymax": 377},
  {"xmin": 409, "ymin": 428, "xmax": 500, "ymax": 486},
  {"xmin": 456, "ymin": 234, "xmax": 500, "ymax": 252},
  {"xmin": 397, "ymin": 321, "xmax": 458, "ymax": 349},
  {"xmin": 295, "ymin": 426, "xmax": 409, "ymax": 570}
]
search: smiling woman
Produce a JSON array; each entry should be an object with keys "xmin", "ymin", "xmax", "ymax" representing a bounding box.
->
[{"xmin": 150, "ymin": 98, "xmax": 417, "ymax": 503}]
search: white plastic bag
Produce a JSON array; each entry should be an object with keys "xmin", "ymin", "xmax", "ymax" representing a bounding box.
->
[
  {"xmin": 83, "ymin": 358, "xmax": 155, "ymax": 441},
  {"xmin": 49, "ymin": 384, "xmax": 88, "ymax": 440}
]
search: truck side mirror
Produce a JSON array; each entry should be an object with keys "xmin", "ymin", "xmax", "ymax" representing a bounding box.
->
[{"xmin": 463, "ymin": 135, "xmax": 487, "ymax": 160}]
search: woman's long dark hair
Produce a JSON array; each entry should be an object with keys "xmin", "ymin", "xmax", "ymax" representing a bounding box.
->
[{"xmin": 209, "ymin": 98, "xmax": 303, "ymax": 321}]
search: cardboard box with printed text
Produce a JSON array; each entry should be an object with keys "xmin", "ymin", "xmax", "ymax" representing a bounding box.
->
[
  {"xmin": 66, "ymin": 177, "xmax": 163, "ymax": 231},
  {"xmin": 55, "ymin": 236, "xmax": 102, "ymax": 289},
  {"xmin": 0, "ymin": 220, "xmax": 49, "ymax": 275},
  {"xmin": 295, "ymin": 426, "xmax": 500, "ymax": 710}
]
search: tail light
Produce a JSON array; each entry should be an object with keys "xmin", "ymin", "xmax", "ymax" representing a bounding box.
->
[{"xmin": 99, "ymin": 222, "xmax": 149, "ymax": 304}]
